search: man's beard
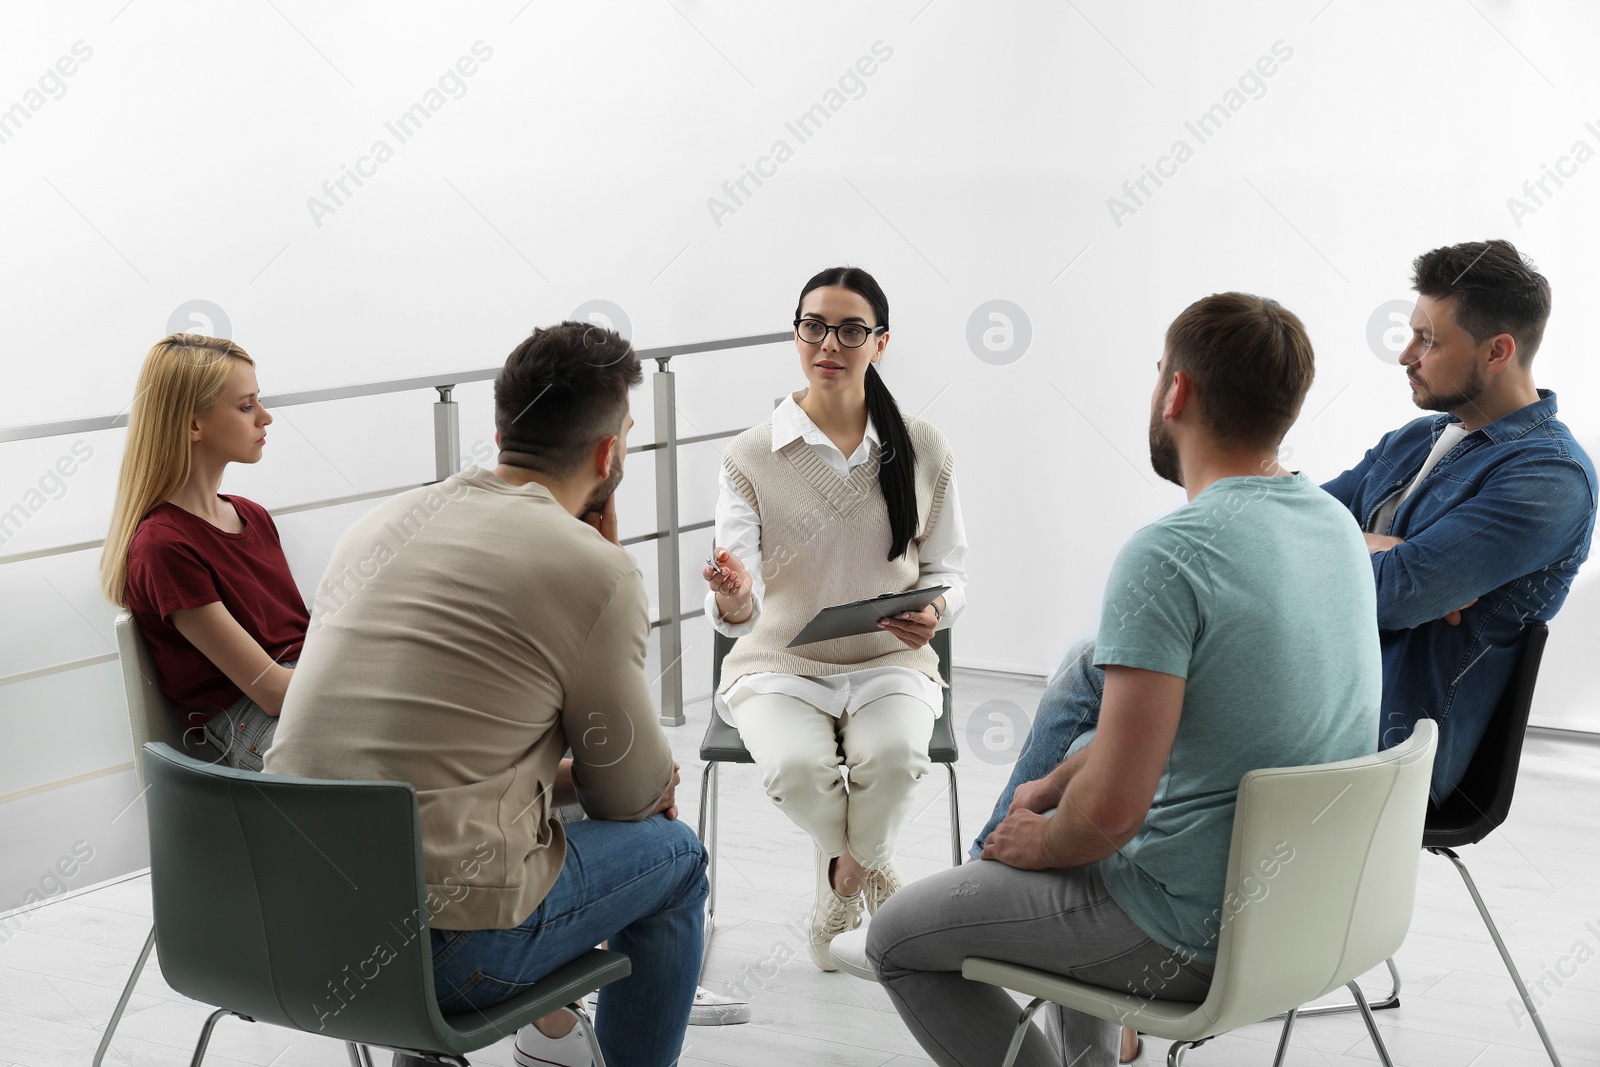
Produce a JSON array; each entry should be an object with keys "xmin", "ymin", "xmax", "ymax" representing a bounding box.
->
[
  {"xmin": 583, "ymin": 454, "xmax": 625, "ymax": 513},
  {"xmin": 1411, "ymin": 363, "xmax": 1485, "ymax": 414},
  {"xmin": 1148, "ymin": 408, "xmax": 1183, "ymax": 488}
]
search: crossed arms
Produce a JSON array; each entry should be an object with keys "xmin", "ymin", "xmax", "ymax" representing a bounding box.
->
[{"xmin": 1332, "ymin": 454, "xmax": 1592, "ymax": 631}]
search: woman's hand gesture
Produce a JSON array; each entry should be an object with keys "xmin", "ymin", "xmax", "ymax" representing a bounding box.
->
[{"xmin": 704, "ymin": 548, "xmax": 754, "ymax": 623}]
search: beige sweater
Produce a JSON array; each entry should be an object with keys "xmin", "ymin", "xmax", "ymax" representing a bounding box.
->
[
  {"xmin": 717, "ymin": 415, "xmax": 953, "ymax": 691},
  {"xmin": 265, "ymin": 467, "xmax": 673, "ymax": 931}
]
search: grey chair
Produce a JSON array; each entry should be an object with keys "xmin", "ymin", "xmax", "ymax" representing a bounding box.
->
[
  {"xmin": 697, "ymin": 627, "xmax": 962, "ymax": 931},
  {"xmin": 93, "ymin": 609, "xmax": 190, "ymax": 1067},
  {"xmin": 141, "ymin": 742, "xmax": 629, "ymax": 1066},
  {"xmin": 964, "ymin": 720, "xmax": 1438, "ymax": 1067}
]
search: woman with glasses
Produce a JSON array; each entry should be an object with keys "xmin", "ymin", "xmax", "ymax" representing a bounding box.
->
[{"xmin": 703, "ymin": 266, "xmax": 968, "ymax": 970}]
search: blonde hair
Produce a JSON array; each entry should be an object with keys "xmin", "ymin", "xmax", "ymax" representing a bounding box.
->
[{"xmin": 101, "ymin": 334, "xmax": 255, "ymax": 606}]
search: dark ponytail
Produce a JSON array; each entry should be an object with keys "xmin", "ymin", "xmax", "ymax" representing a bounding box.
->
[
  {"xmin": 795, "ymin": 266, "xmax": 919, "ymax": 561},
  {"xmin": 864, "ymin": 363, "xmax": 919, "ymax": 560}
]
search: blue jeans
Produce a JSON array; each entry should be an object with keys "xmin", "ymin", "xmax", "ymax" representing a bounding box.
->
[
  {"xmin": 429, "ymin": 814, "xmax": 708, "ymax": 1067},
  {"xmin": 971, "ymin": 639, "xmax": 1105, "ymax": 860}
]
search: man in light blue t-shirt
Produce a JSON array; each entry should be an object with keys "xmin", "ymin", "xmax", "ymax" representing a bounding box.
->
[{"xmin": 867, "ymin": 293, "xmax": 1382, "ymax": 1067}]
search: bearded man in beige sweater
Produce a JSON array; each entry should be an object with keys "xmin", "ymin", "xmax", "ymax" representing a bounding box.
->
[{"xmin": 266, "ymin": 323, "xmax": 707, "ymax": 1067}]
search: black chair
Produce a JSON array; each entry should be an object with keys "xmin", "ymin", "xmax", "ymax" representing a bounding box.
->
[
  {"xmin": 142, "ymin": 743, "xmax": 630, "ymax": 1067},
  {"xmin": 696, "ymin": 628, "xmax": 962, "ymax": 930},
  {"xmin": 1290, "ymin": 625, "xmax": 1562, "ymax": 1066},
  {"xmin": 1422, "ymin": 623, "xmax": 1561, "ymax": 1066}
]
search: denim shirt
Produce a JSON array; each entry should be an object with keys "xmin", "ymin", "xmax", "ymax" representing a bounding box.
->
[{"xmin": 1322, "ymin": 390, "xmax": 1596, "ymax": 800}]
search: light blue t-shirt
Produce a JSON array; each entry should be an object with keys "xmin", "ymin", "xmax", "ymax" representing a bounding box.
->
[{"xmin": 1096, "ymin": 473, "xmax": 1381, "ymax": 966}]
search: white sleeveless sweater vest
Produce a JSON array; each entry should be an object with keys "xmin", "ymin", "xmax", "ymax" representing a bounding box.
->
[{"xmin": 717, "ymin": 414, "xmax": 953, "ymax": 693}]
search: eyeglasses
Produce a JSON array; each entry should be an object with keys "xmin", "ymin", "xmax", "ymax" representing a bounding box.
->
[{"xmin": 794, "ymin": 318, "xmax": 883, "ymax": 349}]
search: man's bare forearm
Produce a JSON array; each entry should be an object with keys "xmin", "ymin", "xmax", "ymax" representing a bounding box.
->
[
  {"xmin": 1044, "ymin": 743, "xmax": 1093, "ymax": 799},
  {"xmin": 1041, "ymin": 782, "xmax": 1137, "ymax": 868}
]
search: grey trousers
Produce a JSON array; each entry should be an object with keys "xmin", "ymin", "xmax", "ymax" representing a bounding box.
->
[{"xmin": 867, "ymin": 859, "xmax": 1213, "ymax": 1067}]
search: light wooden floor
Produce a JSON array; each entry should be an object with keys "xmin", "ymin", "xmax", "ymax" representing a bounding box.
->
[{"xmin": 2, "ymin": 667, "xmax": 1599, "ymax": 1067}]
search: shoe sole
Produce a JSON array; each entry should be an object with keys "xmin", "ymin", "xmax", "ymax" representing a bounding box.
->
[
  {"xmin": 586, "ymin": 994, "xmax": 755, "ymax": 1027},
  {"xmin": 807, "ymin": 941, "xmax": 839, "ymax": 972},
  {"xmin": 512, "ymin": 1047, "xmax": 591, "ymax": 1067},
  {"xmin": 688, "ymin": 1004, "xmax": 753, "ymax": 1025}
]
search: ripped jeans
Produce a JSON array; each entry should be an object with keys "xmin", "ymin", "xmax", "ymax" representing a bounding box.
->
[{"xmin": 869, "ymin": 859, "xmax": 1212, "ymax": 1067}]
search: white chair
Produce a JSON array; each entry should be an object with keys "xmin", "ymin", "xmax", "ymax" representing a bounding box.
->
[
  {"xmin": 92, "ymin": 610, "xmax": 188, "ymax": 1067},
  {"xmin": 963, "ymin": 720, "xmax": 1437, "ymax": 1067}
]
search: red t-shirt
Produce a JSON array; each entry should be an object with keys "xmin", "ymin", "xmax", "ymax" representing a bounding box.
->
[{"xmin": 124, "ymin": 496, "xmax": 310, "ymax": 726}]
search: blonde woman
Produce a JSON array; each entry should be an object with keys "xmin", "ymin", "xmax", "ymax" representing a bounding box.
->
[{"xmin": 101, "ymin": 334, "xmax": 308, "ymax": 771}]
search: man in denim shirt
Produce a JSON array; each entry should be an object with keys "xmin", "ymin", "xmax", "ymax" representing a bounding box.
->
[
  {"xmin": 1321, "ymin": 239, "xmax": 1595, "ymax": 800},
  {"xmin": 972, "ymin": 240, "xmax": 1595, "ymax": 862}
]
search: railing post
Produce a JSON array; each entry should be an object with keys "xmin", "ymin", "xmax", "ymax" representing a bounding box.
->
[
  {"xmin": 433, "ymin": 386, "xmax": 459, "ymax": 481},
  {"xmin": 654, "ymin": 359, "xmax": 685, "ymax": 727}
]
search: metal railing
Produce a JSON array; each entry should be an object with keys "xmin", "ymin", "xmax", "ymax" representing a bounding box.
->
[{"xmin": 0, "ymin": 331, "xmax": 790, "ymax": 726}]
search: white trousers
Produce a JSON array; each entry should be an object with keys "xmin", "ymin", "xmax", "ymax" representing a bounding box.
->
[{"xmin": 730, "ymin": 690, "xmax": 935, "ymax": 870}]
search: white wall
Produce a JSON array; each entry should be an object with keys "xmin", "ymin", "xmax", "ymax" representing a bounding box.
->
[{"xmin": 4, "ymin": 0, "xmax": 1600, "ymax": 897}]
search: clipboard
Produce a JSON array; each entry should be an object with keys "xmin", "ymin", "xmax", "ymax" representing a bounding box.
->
[{"xmin": 786, "ymin": 585, "xmax": 950, "ymax": 648}]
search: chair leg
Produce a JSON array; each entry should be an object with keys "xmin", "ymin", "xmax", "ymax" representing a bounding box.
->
[
  {"xmin": 944, "ymin": 763, "xmax": 962, "ymax": 868},
  {"xmin": 187, "ymin": 1007, "xmax": 235, "ymax": 1067},
  {"xmin": 704, "ymin": 763, "xmax": 719, "ymax": 924},
  {"xmin": 572, "ymin": 1001, "xmax": 608, "ymax": 1067},
  {"xmin": 1270, "ymin": 1007, "xmax": 1298, "ymax": 1067},
  {"xmin": 1372, "ymin": 956, "xmax": 1402, "ymax": 1011},
  {"xmin": 1433, "ymin": 846, "xmax": 1565, "ymax": 1067},
  {"xmin": 998, "ymin": 996, "xmax": 1047, "ymax": 1067},
  {"xmin": 698, "ymin": 762, "xmax": 721, "ymax": 978},
  {"xmin": 93, "ymin": 922, "xmax": 156, "ymax": 1067},
  {"xmin": 697, "ymin": 761, "xmax": 713, "ymax": 843},
  {"xmin": 1349, "ymin": 980, "xmax": 1397, "ymax": 1067},
  {"xmin": 1267, "ymin": 955, "xmax": 1402, "ymax": 1022},
  {"xmin": 1166, "ymin": 1037, "xmax": 1210, "ymax": 1065},
  {"xmin": 343, "ymin": 1043, "xmax": 375, "ymax": 1067}
]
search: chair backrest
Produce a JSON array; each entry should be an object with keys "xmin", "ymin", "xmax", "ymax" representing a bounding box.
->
[
  {"xmin": 1425, "ymin": 624, "xmax": 1549, "ymax": 847},
  {"xmin": 713, "ymin": 629, "xmax": 734, "ymax": 685},
  {"xmin": 711, "ymin": 627, "xmax": 953, "ymax": 690},
  {"xmin": 142, "ymin": 742, "xmax": 454, "ymax": 1049},
  {"xmin": 114, "ymin": 609, "xmax": 187, "ymax": 791},
  {"xmin": 1193, "ymin": 720, "xmax": 1437, "ymax": 1034}
]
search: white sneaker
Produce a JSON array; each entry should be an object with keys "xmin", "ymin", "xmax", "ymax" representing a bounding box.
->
[
  {"xmin": 511, "ymin": 1015, "xmax": 592, "ymax": 1067},
  {"xmin": 579, "ymin": 983, "xmax": 749, "ymax": 1026},
  {"xmin": 863, "ymin": 856, "xmax": 906, "ymax": 916},
  {"xmin": 828, "ymin": 926, "xmax": 876, "ymax": 981},
  {"xmin": 807, "ymin": 851, "xmax": 865, "ymax": 971},
  {"xmin": 688, "ymin": 985, "xmax": 751, "ymax": 1025}
]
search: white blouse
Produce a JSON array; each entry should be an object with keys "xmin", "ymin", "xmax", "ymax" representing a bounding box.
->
[{"xmin": 707, "ymin": 395, "xmax": 969, "ymax": 721}]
